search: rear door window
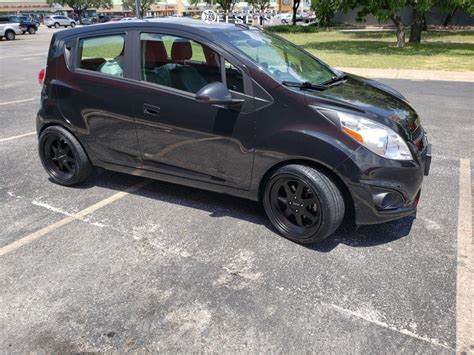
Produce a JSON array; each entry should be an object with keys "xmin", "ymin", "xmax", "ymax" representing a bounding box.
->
[
  {"xmin": 78, "ymin": 34, "xmax": 125, "ymax": 77},
  {"xmin": 140, "ymin": 33, "xmax": 221, "ymax": 94}
]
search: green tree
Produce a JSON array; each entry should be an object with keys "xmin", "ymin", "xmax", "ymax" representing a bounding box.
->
[
  {"xmin": 248, "ymin": 0, "xmax": 270, "ymax": 11},
  {"xmin": 122, "ymin": 0, "xmax": 156, "ymax": 16},
  {"xmin": 310, "ymin": 0, "xmax": 340, "ymax": 26},
  {"xmin": 189, "ymin": 0, "xmax": 237, "ymax": 13},
  {"xmin": 46, "ymin": 0, "xmax": 112, "ymax": 17},
  {"xmin": 341, "ymin": 0, "xmax": 434, "ymax": 48},
  {"xmin": 436, "ymin": 0, "xmax": 474, "ymax": 26}
]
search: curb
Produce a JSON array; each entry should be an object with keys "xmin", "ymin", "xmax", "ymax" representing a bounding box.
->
[{"xmin": 337, "ymin": 67, "xmax": 474, "ymax": 82}]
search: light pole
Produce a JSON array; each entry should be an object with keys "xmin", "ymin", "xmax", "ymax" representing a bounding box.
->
[{"xmin": 135, "ymin": 0, "xmax": 141, "ymax": 18}]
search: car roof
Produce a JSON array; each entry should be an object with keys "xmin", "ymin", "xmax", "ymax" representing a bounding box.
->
[{"xmin": 54, "ymin": 17, "xmax": 254, "ymax": 41}]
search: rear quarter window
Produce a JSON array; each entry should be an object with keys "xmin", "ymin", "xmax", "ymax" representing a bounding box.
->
[{"xmin": 78, "ymin": 34, "xmax": 125, "ymax": 77}]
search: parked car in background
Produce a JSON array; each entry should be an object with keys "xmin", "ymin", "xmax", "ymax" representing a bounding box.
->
[
  {"xmin": 110, "ymin": 16, "xmax": 123, "ymax": 22},
  {"xmin": 97, "ymin": 15, "xmax": 110, "ymax": 23},
  {"xmin": 0, "ymin": 16, "xmax": 23, "ymax": 40},
  {"xmin": 120, "ymin": 17, "xmax": 136, "ymax": 21},
  {"xmin": 8, "ymin": 15, "xmax": 38, "ymax": 34},
  {"xmin": 44, "ymin": 15, "xmax": 76, "ymax": 28},
  {"xmin": 275, "ymin": 12, "xmax": 292, "ymax": 24},
  {"xmin": 80, "ymin": 17, "xmax": 97, "ymax": 25}
]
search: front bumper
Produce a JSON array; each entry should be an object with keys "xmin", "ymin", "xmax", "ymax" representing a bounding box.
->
[{"xmin": 335, "ymin": 143, "xmax": 431, "ymax": 225}]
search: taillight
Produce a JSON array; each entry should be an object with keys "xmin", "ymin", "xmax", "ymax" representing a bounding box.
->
[{"xmin": 38, "ymin": 67, "xmax": 46, "ymax": 86}]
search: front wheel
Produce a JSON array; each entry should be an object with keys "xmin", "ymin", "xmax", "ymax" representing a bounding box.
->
[
  {"xmin": 70, "ymin": 22, "xmax": 76, "ymax": 28},
  {"xmin": 263, "ymin": 165, "xmax": 345, "ymax": 244},
  {"xmin": 39, "ymin": 126, "xmax": 93, "ymax": 186}
]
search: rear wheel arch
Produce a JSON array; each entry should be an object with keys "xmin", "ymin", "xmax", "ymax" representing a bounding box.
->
[{"xmin": 38, "ymin": 123, "xmax": 93, "ymax": 163}]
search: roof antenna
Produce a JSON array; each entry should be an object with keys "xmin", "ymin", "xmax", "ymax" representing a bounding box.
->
[{"xmin": 135, "ymin": 0, "xmax": 142, "ymax": 19}]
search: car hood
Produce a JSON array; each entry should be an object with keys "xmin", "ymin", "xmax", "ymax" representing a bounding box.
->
[{"xmin": 304, "ymin": 74, "xmax": 420, "ymax": 135}]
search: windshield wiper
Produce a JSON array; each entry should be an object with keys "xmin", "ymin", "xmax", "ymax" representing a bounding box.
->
[
  {"xmin": 320, "ymin": 73, "xmax": 347, "ymax": 87},
  {"xmin": 282, "ymin": 81, "xmax": 328, "ymax": 91}
]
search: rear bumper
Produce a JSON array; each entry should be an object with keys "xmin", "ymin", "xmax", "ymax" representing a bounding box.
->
[{"xmin": 335, "ymin": 144, "xmax": 431, "ymax": 225}]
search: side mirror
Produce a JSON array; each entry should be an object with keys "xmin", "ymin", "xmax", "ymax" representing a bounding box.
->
[{"xmin": 196, "ymin": 82, "xmax": 243, "ymax": 105}]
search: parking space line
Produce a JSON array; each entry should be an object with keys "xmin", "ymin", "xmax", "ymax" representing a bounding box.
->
[
  {"xmin": 456, "ymin": 158, "xmax": 473, "ymax": 354},
  {"xmin": 0, "ymin": 132, "xmax": 36, "ymax": 143},
  {"xmin": 0, "ymin": 180, "xmax": 150, "ymax": 256},
  {"xmin": 0, "ymin": 98, "xmax": 35, "ymax": 106}
]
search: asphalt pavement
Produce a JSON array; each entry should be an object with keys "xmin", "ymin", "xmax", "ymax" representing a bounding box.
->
[{"xmin": 0, "ymin": 28, "xmax": 472, "ymax": 353}]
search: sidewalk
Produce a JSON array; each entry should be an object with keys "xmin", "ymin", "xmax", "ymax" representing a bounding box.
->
[{"xmin": 337, "ymin": 68, "xmax": 474, "ymax": 82}]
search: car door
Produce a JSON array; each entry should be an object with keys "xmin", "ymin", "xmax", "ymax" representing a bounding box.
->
[
  {"xmin": 130, "ymin": 31, "xmax": 255, "ymax": 189},
  {"xmin": 55, "ymin": 30, "xmax": 141, "ymax": 168}
]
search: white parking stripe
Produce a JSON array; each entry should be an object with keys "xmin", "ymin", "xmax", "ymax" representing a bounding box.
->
[
  {"xmin": 0, "ymin": 132, "xmax": 36, "ymax": 142},
  {"xmin": 456, "ymin": 158, "xmax": 473, "ymax": 354},
  {"xmin": 0, "ymin": 180, "xmax": 150, "ymax": 257},
  {"xmin": 0, "ymin": 98, "xmax": 35, "ymax": 106}
]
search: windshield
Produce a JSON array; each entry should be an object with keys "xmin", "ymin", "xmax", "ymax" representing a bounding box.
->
[{"xmin": 215, "ymin": 30, "xmax": 336, "ymax": 85}]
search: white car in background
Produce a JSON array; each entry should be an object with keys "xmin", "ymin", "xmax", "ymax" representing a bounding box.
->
[
  {"xmin": 44, "ymin": 15, "xmax": 76, "ymax": 29},
  {"xmin": 274, "ymin": 12, "xmax": 293, "ymax": 24},
  {"xmin": 0, "ymin": 16, "xmax": 23, "ymax": 40}
]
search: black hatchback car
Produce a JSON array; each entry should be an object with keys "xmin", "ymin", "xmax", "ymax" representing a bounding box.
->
[{"xmin": 37, "ymin": 18, "xmax": 431, "ymax": 244}]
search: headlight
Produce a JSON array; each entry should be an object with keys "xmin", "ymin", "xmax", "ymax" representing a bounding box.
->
[{"xmin": 321, "ymin": 109, "xmax": 413, "ymax": 161}]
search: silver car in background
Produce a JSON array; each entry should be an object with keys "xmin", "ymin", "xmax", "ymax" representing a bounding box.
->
[{"xmin": 44, "ymin": 15, "xmax": 76, "ymax": 29}]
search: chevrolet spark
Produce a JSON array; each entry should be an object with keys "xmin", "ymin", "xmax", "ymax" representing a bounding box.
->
[{"xmin": 37, "ymin": 18, "xmax": 431, "ymax": 244}]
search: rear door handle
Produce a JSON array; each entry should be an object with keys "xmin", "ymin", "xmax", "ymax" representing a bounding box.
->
[{"xmin": 143, "ymin": 104, "xmax": 160, "ymax": 117}]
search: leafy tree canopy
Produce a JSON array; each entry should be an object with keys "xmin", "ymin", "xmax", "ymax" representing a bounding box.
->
[{"xmin": 122, "ymin": 0, "xmax": 156, "ymax": 15}]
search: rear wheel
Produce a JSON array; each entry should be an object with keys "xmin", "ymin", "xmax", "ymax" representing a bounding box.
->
[
  {"xmin": 28, "ymin": 27, "xmax": 36, "ymax": 34},
  {"xmin": 5, "ymin": 30, "xmax": 15, "ymax": 40},
  {"xmin": 54, "ymin": 22, "xmax": 60, "ymax": 28},
  {"xmin": 263, "ymin": 164, "xmax": 345, "ymax": 244},
  {"xmin": 39, "ymin": 126, "xmax": 92, "ymax": 186}
]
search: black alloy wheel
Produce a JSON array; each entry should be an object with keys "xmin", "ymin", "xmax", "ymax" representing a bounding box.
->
[
  {"xmin": 269, "ymin": 176, "xmax": 322, "ymax": 237},
  {"xmin": 43, "ymin": 135, "xmax": 76, "ymax": 180},
  {"xmin": 39, "ymin": 126, "xmax": 92, "ymax": 186},
  {"xmin": 263, "ymin": 165, "xmax": 345, "ymax": 244}
]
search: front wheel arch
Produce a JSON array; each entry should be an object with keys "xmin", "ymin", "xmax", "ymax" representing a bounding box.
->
[{"xmin": 258, "ymin": 159, "xmax": 354, "ymax": 218}]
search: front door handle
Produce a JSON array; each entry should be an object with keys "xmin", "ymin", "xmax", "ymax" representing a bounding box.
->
[{"xmin": 143, "ymin": 104, "xmax": 160, "ymax": 117}]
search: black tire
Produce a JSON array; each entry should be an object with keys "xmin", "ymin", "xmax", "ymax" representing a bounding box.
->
[
  {"xmin": 263, "ymin": 164, "xmax": 344, "ymax": 244},
  {"xmin": 39, "ymin": 126, "xmax": 92, "ymax": 186},
  {"xmin": 28, "ymin": 27, "xmax": 36, "ymax": 34},
  {"xmin": 47, "ymin": 26, "xmax": 51, "ymax": 28},
  {"xmin": 22, "ymin": 31, "xmax": 27, "ymax": 35},
  {"xmin": 54, "ymin": 22, "xmax": 60, "ymax": 28},
  {"xmin": 5, "ymin": 30, "xmax": 15, "ymax": 40},
  {"xmin": 70, "ymin": 22, "xmax": 76, "ymax": 28}
]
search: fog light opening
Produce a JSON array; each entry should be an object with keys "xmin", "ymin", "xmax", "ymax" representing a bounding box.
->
[{"xmin": 373, "ymin": 192, "xmax": 404, "ymax": 210}]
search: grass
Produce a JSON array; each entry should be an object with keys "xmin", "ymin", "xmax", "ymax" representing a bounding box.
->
[{"xmin": 274, "ymin": 29, "xmax": 474, "ymax": 71}]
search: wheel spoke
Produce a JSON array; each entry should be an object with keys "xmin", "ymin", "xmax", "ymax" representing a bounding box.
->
[
  {"xmin": 303, "ymin": 212, "xmax": 317, "ymax": 223},
  {"xmin": 62, "ymin": 145, "xmax": 71, "ymax": 154},
  {"xmin": 295, "ymin": 182, "xmax": 304, "ymax": 199},
  {"xmin": 277, "ymin": 196, "xmax": 287, "ymax": 204},
  {"xmin": 283, "ymin": 182, "xmax": 293, "ymax": 198},
  {"xmin": 284, "ymin": 207, "xmax": 293, "ymax": 217},
  {"xmin": 63, "ymin": 161, "xmax": 73, "ymax": 172},
  {"xmin": 303, "ymin": 197, "xmax": 318, "ymax": 206},
  {"xmin": 57, "ymin": 159, "xmax": 64, "ymax": 170},
  {"xmin": 295, "ymin": 213, "xmax": 304, "ymax": 226}
]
